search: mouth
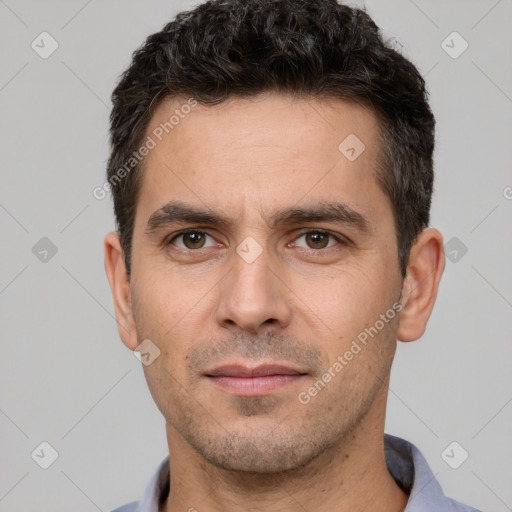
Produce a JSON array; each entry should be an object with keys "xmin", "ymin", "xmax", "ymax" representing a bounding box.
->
[{"xmin": 204, "ymin": 364, "xmax": 309, "ymax": 396}]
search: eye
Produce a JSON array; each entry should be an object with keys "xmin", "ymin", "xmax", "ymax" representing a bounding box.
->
[
  {"xmin": 168, "ymin": 230, "xmax": 217, "ymax": 250},
  {"xmin": 293, "ymin": 230, "xmax": 344, "ymax": 250}
]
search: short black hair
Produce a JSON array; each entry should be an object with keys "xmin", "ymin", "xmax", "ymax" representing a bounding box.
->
[{"xmin": 107, "ymin": 0, "xmax": 435, "ymax": 278}]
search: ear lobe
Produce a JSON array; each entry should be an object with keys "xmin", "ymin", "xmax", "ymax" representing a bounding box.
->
[
  {"xmin": 397, "ymin": 228, "xmax": 446, "ymax": 343},
  {"xmin": 104, "ymin": 232, "xmax": 139, "ymax": 350}
]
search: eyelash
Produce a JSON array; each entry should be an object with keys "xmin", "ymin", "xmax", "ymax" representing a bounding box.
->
[{"xmin": 166, "ymin": 228, "xmax": 348, "ymax": 253}]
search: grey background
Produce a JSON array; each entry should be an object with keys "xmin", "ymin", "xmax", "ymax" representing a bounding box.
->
[{"xmin": 1, "ymin": 0, "xmax": 511, "ymax": 510}]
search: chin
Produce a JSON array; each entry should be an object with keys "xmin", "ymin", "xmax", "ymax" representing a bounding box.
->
[{"xmin": 183, "ymin": 426, "xmax": 335, "ymax": 474}]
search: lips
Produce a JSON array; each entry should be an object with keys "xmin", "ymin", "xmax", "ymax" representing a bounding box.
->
[
  {"xmin": 206, "ymin": 364, "xmax": 305, "ymax": 378},
  {"xmin": 205, "ymin": 364, "xmax": 308, "ymax": 396}
]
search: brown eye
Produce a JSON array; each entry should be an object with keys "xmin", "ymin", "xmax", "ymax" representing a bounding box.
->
[
  {"xmin": 294, "ymin": 230, "xmax": 341, "ymax": 250},
  {"xmin": 169, "ymin": 230, "xmax": 215, "ymax": 250}
]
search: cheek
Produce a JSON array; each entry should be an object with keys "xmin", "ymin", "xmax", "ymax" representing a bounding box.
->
[
  {"xmin": 132, "ymin": 267, "xmax": 223, "ymax": 375},
  {"xmin": 292, "ymin": 264, "xmax": 382, "ymax": 331},
  {"xmin": 292, "ymin": 264, "xmax": 398, "ymax": 375},
  {"xmin": 135, "ymin": 262, "xmax": 212, "ymax": 322}
]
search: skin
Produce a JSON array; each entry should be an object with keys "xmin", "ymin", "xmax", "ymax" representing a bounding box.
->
[{"xmin": 104, "ymin": 92, "xmax": 445, "ymax": 512}]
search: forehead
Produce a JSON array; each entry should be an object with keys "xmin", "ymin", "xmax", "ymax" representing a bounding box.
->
[
  {"xmin": 146, "ymin": 93, "xmax": 380, "ymax": 160},
  {"xmin": 135, "ymin": 92, "xmax": 388, "ymax": 231}
]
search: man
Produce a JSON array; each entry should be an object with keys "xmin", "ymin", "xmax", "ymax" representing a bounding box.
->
[{"xmin": 104, "ymin": 0, "xmax": 482, "ymax": 510}]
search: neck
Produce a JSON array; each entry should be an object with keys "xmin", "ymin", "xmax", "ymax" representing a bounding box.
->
[{"xmin": 160, "ymin": 386, "xmax": 409, "ymax": 512}]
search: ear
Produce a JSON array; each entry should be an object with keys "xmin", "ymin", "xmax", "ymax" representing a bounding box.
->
[
  {"xmin": 397, "ymin": 228, "xmax": 445, "ymax": 342},
  {"xmin": 104, "ymin": 232, "xmax": 139, "ymax": 350}
]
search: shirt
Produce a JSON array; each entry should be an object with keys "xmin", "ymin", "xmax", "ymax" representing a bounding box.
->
[{"xmin": 111, "ymin": 433, "xmax": 482, "ymax": 512}]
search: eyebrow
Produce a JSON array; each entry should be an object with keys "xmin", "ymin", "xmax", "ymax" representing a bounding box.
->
[{"xmin": 145, "ymin": 200, "xmax": 371, "ymax": 236}]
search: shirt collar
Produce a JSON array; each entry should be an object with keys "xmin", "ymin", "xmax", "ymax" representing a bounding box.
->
[{"xmin": 384, "ymin": 433, "xmax": 446, "ymax": 510}]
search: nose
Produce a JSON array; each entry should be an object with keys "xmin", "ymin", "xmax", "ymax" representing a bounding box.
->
[{"xmin": 215, "ymin": 242, "xmax": 292, "ymax": 335}]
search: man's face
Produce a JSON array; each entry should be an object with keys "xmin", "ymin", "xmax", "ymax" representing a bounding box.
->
[{"xmin": 128, "ymin": 93, "xmax": 404, "ymax": 472}]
